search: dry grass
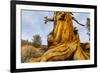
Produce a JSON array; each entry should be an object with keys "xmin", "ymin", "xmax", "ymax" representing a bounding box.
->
[{"xmin": 21, "ymin": 45, "xmax": 44, "ymax": 63}]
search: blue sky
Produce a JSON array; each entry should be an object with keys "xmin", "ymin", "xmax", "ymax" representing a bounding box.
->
[{"xmin": 21, "ymin": 10, "xmax": 90, "ymax": 45}]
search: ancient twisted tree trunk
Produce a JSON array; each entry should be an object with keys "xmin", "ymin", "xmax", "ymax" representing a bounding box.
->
[{"xmin": 29, "ymin": 12, "xmax": 90, "ymax": 63}]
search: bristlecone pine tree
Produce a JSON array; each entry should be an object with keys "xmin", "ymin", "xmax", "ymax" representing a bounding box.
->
[{"xmin": 28, "ymin": 12, "xmax": 90, "ymax": 63}]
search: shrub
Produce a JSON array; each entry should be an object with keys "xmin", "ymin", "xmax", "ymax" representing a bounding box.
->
[{"xmin": 21, "ymin": 45, "xmax": 44, "ymax": 63}]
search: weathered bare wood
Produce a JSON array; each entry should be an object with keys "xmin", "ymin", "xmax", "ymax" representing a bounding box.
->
[{"xmin": 29, "ymin": 12, "xmax": 90, "ymax": 63}]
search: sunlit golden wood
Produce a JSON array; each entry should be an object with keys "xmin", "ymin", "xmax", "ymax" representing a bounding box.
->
[{"xmin": 28, "ymin": 12, "xmax": 90, "ymax": 62}]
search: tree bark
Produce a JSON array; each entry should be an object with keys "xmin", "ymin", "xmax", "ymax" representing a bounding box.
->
[{"xmin": 29, "ymin": 12, "xmax": 90, "ymax": 63}]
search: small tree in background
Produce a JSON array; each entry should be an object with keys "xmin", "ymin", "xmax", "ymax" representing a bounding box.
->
[
  {"xmin": 32, "ymin": 35, "xmax": 42, "ymax": 48},
  {"xmin": 86, "ymin": 18, "xmax": 90, "ymax": 40}
]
